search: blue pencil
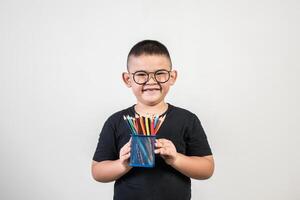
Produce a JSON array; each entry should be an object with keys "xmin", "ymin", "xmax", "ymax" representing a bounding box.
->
[
  {"xmin": 123, "ymin": 115, "xmax": 136, "ymax": 134},
  {"xmin": 126, "ymin": 115, "xmax": 138, "ymax": 135},
  {"xmin": 154, "ymin": 115, "xmax": 159, "ymax": 128}
]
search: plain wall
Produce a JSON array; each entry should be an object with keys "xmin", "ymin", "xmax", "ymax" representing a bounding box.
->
[{"xmin": 1, "ymin": 0, "xmax": 299, "ymax": 199}]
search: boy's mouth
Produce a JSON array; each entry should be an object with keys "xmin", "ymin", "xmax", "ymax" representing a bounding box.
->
[{"xmin": 142, "ymin": 88, "xmax": 161, "ymax": 92}]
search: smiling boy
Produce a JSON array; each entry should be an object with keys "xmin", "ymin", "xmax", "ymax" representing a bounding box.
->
[{"xmin": 92, "ymin": 40, "xmax": 214, "ymax": 200}]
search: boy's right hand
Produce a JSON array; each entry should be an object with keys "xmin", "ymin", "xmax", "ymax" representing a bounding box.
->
[{"xmin": 119, "ymin": 138, "xmax": 131, "ymax": 167}]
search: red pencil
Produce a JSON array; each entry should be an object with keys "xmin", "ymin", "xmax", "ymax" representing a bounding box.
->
[
  {"xmin": 140, "ymin": 116, "xmax": 146, "ymax": 135},
  {"xmin": 150, "ymin": 117, "xmax": 155, "ymax": 135}
]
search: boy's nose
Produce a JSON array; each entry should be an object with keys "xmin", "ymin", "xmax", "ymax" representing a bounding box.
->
[{"xmin": 147, "ymin": 73, "xmax": 157, "ymax": 83}]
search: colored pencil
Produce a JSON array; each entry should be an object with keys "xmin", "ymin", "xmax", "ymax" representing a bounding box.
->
[
  {"xmin": 127, "ymin": 115, "xmax": 137, "ymax": 135},
  {"xmin": 154, "ymin": 114, "xmax": 166, "ymax": 135},
  {"xmin": 146, "ymin": 117, "xmax": 150, "ymax": 135},
  {"xmin": 123, "ymin": 114, "xmax": 166, "ymax": 136},
  {"xmin": 150, "ymin": 117, "xmax": 155, "ymax": 135},
  {"xmin": 123, "ymin": 116, "xmax": 136, "ymax": 134},
  {"xmin": 154, "ymin": 115, "xmax": 159, "ymax": 128},
  {"xmin": 140, "ymin": 116, "xmax": 146, "ymax": 135}
]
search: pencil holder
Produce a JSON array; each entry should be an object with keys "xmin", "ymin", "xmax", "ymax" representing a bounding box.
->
[{"xmin": 129, "ymin": 134, "xmax": 156, "ymax": 168}]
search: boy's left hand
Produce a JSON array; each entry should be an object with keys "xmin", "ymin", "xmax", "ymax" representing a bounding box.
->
[{"xmin": 155, "ymin": 139, "xmax": 178, "ymax": 165}]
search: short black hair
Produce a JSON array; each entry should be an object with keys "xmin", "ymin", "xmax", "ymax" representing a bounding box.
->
[{"xmin": 127, "ymin": 40, "xmax": 172, "ymax": 71}]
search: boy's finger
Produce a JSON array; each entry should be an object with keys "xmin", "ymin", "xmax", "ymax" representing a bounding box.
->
[
  {"xmin": 155, "ymin": 142, "xmax": 162, "ymax": 147},
  {"xmin": 158, "ymin": 138, "xmax": 169, "ymax": 143},
  {"xmin": 122, "ymin": 146, "xmax": 131, "ymax": 153},
  {"xmin": 155, "ymin": 139, "xmax": 167, "ymax": 146},
  {"xmin": 120, "ymin": 146, "xmax": 130, "ymax": 154},
  {"xmin": 123, "ymin": 153, "xmax": 130, "ymax": 159},
  {"xmin": 123, "ymin": 140, "xmax": 131, "ymax": 148},
  {"xmin": 121, "ymin": 149, "xmax": 130, "ymax": 157},
  {"xmin": 155, "ymin": 141, "xmax": 172, "ymax": 149},
  {"xmin": 125, "ymin": 147, "xmax": 131, "ymax": 153},
  {"xmin": 160, "ymin": 147, "xmax": 166, "ymax": 154},
  {"xmin": 161, "ymin": 147, "xmax": 173, "ymax": 155},
  {"xmin": 157, "ymin": 139, "xmax": 171, "ymax": 146}
]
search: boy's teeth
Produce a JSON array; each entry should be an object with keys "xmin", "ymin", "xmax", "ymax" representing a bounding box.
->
[{"xmin": 144, "ymin": 89, "xmax": 159, "ymax": 91}]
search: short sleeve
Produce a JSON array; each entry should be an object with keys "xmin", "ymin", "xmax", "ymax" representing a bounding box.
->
[
  {"xmin": 185, "ymin": 114, "xmax": 212, "ymax": 156},
  {"xmin": 93, "ymin": 118, "xmax": 119, "ymax": 162}
]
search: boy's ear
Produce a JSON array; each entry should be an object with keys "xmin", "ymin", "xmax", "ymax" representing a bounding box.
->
[
  {"xmin": 169, "ymin": 70, "xmax": 177, "ymax": 86},
  {"xmin": 122, "ymin": 72, "xmax": 132, "ymax": 88}
]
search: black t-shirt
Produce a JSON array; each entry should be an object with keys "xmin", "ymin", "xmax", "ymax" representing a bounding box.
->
[{"xmin": 93, "ymin": 103, "xmax": 212, "ymax": 200}]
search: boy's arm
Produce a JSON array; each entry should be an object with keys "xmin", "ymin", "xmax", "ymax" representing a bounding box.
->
[
  {"xmin": 171, "ymin": 154, "xmax": 214, "ymax": 180},
  {"xmin": 91, "ymin": 139, "xmax": 132, "ymax": 182},
  {"xmin": 91, "ymin": 160, "xmax": 132, "ymax": 183},
  {"xmin": 155, "ymin": 139, "xmax": 214, "ymax": 180}
]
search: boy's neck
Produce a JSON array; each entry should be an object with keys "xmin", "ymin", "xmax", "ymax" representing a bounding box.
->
[{"xmin": 134, "ymin": 101, "xmax": 168, "ymax": 117}]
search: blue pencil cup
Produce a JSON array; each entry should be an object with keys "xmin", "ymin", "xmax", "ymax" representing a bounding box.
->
[{"xmin": 129, "ymin": 134, "xmax": 156, "ymax": 168}]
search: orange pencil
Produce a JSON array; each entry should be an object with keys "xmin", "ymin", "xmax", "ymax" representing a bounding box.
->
[
  {"xmin": 154, "ymin": 115, "xmax": 166, "ymax": 135},
  {"xmin": 140, "ymin": 116, "xmax": 146, "ymax": 135}
]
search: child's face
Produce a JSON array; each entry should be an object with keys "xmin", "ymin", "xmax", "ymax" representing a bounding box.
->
[{"xmin": 122, "ymin": 54, "xmax": 177, "ymax": 106}]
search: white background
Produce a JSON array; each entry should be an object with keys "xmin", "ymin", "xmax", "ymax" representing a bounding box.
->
[{"xmin": 1, "ymin": 0, "xmax": 299, "ymax": 199}]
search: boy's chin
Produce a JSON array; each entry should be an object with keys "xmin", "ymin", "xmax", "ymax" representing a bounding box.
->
[
  {"xmin": 141, "ymin": 92, "xmax": 161, "ymax": 100},
  {"xmin": 140, "ymin": 96, "xmax": 165, "ymax": 105}
]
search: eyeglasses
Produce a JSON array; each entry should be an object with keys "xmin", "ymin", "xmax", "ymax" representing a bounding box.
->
[{"xmin": 130, "ymin": 69, "xmax": 171, "ymax": 85}]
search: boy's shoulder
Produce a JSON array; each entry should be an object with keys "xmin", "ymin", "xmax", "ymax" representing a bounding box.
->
[
  {"xmin": 170, "ymin": 104, "xmax": 198, "ymax": 118},
  {"xmin": 105, "ymin": 105, "xmax": 134, "ymax": 123}
]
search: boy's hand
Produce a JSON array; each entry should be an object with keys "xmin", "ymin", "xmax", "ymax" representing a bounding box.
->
[
  {"xmin": 119, "ymin": 138, "xmax": 131, "ymax": 168},
  {"xmin": 155, "ymin": 139, "xmax": 178, "ymax": 165}
]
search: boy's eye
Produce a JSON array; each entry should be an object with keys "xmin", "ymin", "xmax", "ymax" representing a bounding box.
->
[
  {"xmin": 156, "ymin": 70, "xmax": 168, "ymax": 76},
  {"xmin": 135, "ymin": 72, "xmax": 147, "ymax": 77}
]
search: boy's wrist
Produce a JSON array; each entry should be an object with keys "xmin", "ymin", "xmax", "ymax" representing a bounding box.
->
[
  {"xmin": 118, "ymin": 159, "xmax": 132, "ymax": 172},
  {"xmin": 171, "ymin": 152, "xmax": 182, "ymax": 167}
]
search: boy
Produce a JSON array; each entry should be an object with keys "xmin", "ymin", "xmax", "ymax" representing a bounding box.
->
[{"xmin": 91, "ymin": 40, "xmax": 214, "ymax": 200}]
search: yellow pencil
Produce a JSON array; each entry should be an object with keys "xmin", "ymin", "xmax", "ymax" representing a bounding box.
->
[{"xmin": 145, "ymin": 116, "xmax": 150, "ymax": 135}]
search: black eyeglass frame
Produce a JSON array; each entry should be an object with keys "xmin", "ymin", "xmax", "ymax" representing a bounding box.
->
[{"xmin": 129, "ymin": 69, "xmax": 172, "ymax": 85}]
